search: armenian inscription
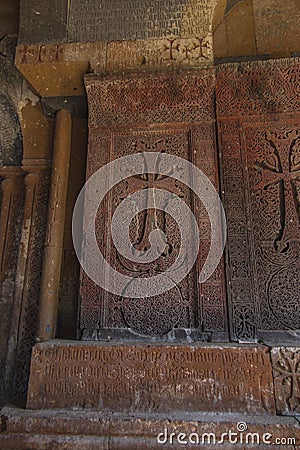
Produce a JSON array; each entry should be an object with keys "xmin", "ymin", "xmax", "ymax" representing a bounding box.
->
[
  {"xmin": 68, "ymin": 0, "xmax": 212, "ymax": 42},
  {"xmin": 27, "ymin": 343, "xmax": 275, "ymax": 413}
]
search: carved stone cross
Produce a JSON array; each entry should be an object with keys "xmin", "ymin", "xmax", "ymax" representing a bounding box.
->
[
  {"xmin": 118, "ymin": 140, "xmax": 183, "ymax": 273},
  {"xmin": 255, "ymin": 131, "xmax": 300, "ymax": 252}
]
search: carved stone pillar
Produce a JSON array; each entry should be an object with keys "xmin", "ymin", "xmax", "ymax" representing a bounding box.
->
[
  {"xmin": 3, "ymin": 163, "xmax": 50, "ymax": 403},
  {"xmin": 0, "ymin": 168, "xmax": 24, "ymax": 404},
  {"xmin": 38, "ymin": 109, "xmax": 72, "ymax": 341}
]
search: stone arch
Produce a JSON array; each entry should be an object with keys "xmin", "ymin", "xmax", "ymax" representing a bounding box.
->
[
  {"xmin": 212, "ymin": 0, "xmax": 300, "ymax": 61},
  {"xmin": 0, "ymin": 93, "xmax": 23, "ymax": 166}
]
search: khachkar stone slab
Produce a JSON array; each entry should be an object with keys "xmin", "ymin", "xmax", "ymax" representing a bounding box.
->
[
  {"xmin": 81, "ymin": 70, "xmax": 227, "ymax": 338},
  {"xmin": 68, "ymin": 0, "xmax": 212, "ymax": 43},
  {"xmin": 216, "ymin": 58, "xmax": 300, "ymax": 343},
  {"xmin": 27, "ymin": 342, "xmax": 275, "ymax": 414},
  {"xmin": 271, "ymin": 348, "xmax": 300, "ymax": 416}
]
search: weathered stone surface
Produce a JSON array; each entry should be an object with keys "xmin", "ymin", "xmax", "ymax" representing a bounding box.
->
[
  {"xmin": 1, "ymin": 406, "xmax": 299, "ymax": 449},
  {"xmin": 216, "ymin": 58, "xmax": 300, "ymax": 343},
  {"xmin": 106, "ymin": 35, "xmax": 212, "ymax": 72},
  {"xmin": 0, "ymin": 93, "xmax": 23, "ymax": 166},
  {"xmin": 27, "ymin": 342, "xmax": 275, "ymax": 414},
  {"xmin": 15, "ymin": 43, "xmax": 96, "ymax": 98},
  {"xmin": 18, "ymin": 0, "xmax": 68, "ymax": 44},
  {"xmin": 15, "ymin": 38, "xmax": 212, "ymax": 99},
  {"xmin": 68, "ymin": 0, "xmax": 212, "ymax": 43},
  {"xmin": 271, "ymin": 348, "xmax": 300, "ymax": 416},
  {"xmin": 0, "ymin": 37, "xmax": 23, "ymax": 166},
  {"xmin": 214, "ymin": 0, "xmax": 256, "ymax": 60},
  {"xmin": 0, "ymin": 170, "xmax": 24, "ymax": 405},
  {"xmin": 0, "ymin": 0, "xmax": 19, "ymax": 35},
  {"xmin": 252, "ymin": 0, "xmax": 300, "ymax": 57},
  {"xmin": 213, "ymin": 0, "xmax": 300, "ymax": 61}
]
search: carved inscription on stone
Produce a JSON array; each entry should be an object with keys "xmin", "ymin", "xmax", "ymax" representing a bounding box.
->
[
  {"xmin": 68, "ymin": 0, "xmax": 212, "ymax": 43},
  {"xmin": 27, "ymin": 343, "xmax": 275, "ymax": 413},
  {"xmin": 271, "ymin": 347, "xmax": 300, "ymax": 415}
]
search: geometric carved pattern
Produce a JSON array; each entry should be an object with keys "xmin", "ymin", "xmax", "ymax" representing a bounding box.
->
[
  {"xmin": 0, "ymin": 171, "xmax": 24, "ymax": 405},
  {"xmin": 82, "ymin": 70, "xmax": 227, "ymax": 338},
  {"xmin": 271, "ymin": 348, "xmax": 300, "ymax": 415},
  {"xmin": 217, "ymin": 59, "xmax": 300, "ymax": 342},
  {"xmin": 12, "ymin": 170, "xmax": 50, "ymax": 403}
]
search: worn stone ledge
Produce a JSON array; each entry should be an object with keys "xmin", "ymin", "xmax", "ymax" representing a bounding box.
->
[
  {"xmin": 0, "ymin": 407, "xmax": 299, "ymax": 449},
  {"xmin": 15, "ymin": 38, "xmax": 213, "ymax": 97}
]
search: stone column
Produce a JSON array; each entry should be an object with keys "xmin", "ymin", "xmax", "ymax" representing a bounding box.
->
[
  {"xmin": 0, "ymin": 168, "xmax": 24, "ymax": 403},
  {"xmin": 4, "ymin": 163, "xmax": 50, "ymax": 403},
  {"xmin": 37, "ymin": 109, "xmax": 72, "ymax": 341}
]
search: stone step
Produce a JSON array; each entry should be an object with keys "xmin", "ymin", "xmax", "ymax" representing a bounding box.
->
[{"xmin": 0, "ymin": 407, "xmax": 299, "ymax": 449}]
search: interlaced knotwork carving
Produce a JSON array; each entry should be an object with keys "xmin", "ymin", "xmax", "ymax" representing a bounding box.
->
[
  {"xmin": 81, "ymin": 70, "xmax": 227, "ymax": 338},
  {"xmin": 86, "ymin": 70, "xmax": 215, "ymax": 128},
  {"xmin": 248, "ymin": 124, "xmax": 300, "ymax": 330},
  {"xmin": 217, "ymin": 59, "xmax": 300, "ymax": 342},
  {"xmin": 0, "ymin": 172, "xmax": 24, "ymax": 405},
  {"xmin": 217, "ymin": 59, "xmax": 300, "ymax": 118},
  {"xmin": 253, "ymin": 130, "xmax": 300, "ymax": 253},
  {"xmin": 12, "ymin": 170, "xmax": 50, "ymax": 403}
]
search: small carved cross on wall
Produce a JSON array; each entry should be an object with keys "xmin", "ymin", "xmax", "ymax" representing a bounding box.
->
[
  {"xmin": 273, "ymin": 348, "xmax": 300, "ymax": 413},
  {"xmin": 163, "ymin": 37, "xmax": 209, "ymax": 61},
  {"xmin": 254, "ymin": 130, "xmax": 300, "ymax": 252}
]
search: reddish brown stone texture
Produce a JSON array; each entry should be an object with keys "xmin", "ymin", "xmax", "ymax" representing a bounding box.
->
[
  {"xmin": 27, "ymin": 343, "xmax": 275, "ymax": 414},
  {"xmin": 15, "ymin": 44, "xmax": 95, "ymax": 97},
  {"xmin": 216, "ymin": 59, "xmax": 300, "ymax": 342},
  {"xmin": 271, "ymin": 348, "xmax": 300, "ymax": 416},
  {"xmin": 82, "ymin": 70, "xmax": 227, "ymax": 337},
  {"xmin": 0, "ymin": 406, "xmax": 299, "ymax": 449},
  {"xmin": 253, "ymin": 0, "xmax": 300, "ymax": 57}
]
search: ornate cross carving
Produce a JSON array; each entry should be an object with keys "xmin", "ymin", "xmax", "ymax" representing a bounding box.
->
[
  {"xmin": 163, "ymin": 37, "xmax": 210, "ymax": 61},
  {"xmin": 255, "ymin": 130, "xmax": 300, "ymax": 252},
  {"xmin": 118, "ymin": 140, "xmax": 183, "ymax": 273},
  {"xmin": 272, "ymin": 348, "xmax": 300, "ymax": 413}
]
